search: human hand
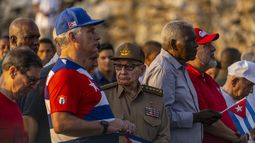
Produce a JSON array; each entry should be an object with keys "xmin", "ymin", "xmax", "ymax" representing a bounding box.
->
[
  {"xmin": 234, "ymin": 134, "xmax": 248, "ymax": 143},
  {"xmin": 107, "ymin": 118, "xmax": 135, "ymax": 134},
  {"xmin": 193, "ymin": 109, "xmax": 222, "ymax": 125}
]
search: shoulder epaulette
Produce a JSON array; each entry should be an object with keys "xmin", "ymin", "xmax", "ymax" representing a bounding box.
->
[
  {"xmin": 101, "ymin": 82, "xmax": 118, "ymax": 90},
  {"xmin": 141, "ymin": 84, "xmax": 163, "ymax": 97}
]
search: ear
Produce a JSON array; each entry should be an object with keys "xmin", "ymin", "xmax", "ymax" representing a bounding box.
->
[
  {"xmin": 231, "ymin": 77, "xmax": 240, "ymax": 87},
  {"xmin": 9, "ymin": 65, "xmax": 17, "ymax": 79},
  {"xmin": 170, "ymin": 39, "xmax": 178, "ymax": 50},
  {"xmin": 10, "ymin": 35, "xmax": 17, "ymax": 47},
  {"xmin": 68, "ymin": 32, "xmax": 77, "ymax": 43},
  {"xmin": 139, "ymin": 64, "xmax": 146, "ymax": 76}
]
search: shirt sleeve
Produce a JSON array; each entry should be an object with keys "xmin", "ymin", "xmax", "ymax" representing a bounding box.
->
[
  {"xmin": 144, "ymin": 65, "xmax": 194, "ymax": 128},
  {"xmin": 48, "ymin": 69, "xmax": 80, "ymax": 114}
]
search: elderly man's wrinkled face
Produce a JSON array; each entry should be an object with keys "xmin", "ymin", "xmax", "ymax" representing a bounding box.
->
[
  {"xmin": 114, "ymin": 59, "xmax": 145, "ymax": 86},
  {"xmin": 233, "ymin": 77, "xmax": 254, "ymax": 100},
  {"xmin": 176, "ymin": 27, "xmax": 198, "ymax": 62},
  {"xmin": 13, "ymin": 23, "xmax": 40, "ymax": 52},
  {"xmin": 196, "ymin": 43, "xmax": 217, "ymax": 68}
]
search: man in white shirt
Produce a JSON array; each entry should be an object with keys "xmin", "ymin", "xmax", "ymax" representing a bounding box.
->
[{"xmin": 221, "ymin": 60, "xmax": 255, "ymax": 142}]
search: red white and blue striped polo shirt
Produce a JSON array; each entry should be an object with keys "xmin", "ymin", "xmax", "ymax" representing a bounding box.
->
[{"xmin": 44, "ymin": 58, "xmax": 115, "ymax": 143}]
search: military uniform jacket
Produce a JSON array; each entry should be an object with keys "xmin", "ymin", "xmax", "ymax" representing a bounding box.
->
[{"xmin": 102, "ymin": 82, "xmax": 170, "ymax": 143}]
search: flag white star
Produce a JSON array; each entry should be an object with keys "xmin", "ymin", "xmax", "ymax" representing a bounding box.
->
[
  {"xmin": 89, "ymin": 80, "xmax": 98, "ymax": 92},
  {"xmin": 235, "ymin": 105, "xmax": 242, "ymax": 112}
]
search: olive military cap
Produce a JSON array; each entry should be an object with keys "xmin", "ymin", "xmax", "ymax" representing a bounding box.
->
[{"xmin": 111, "ymin": 42, "xmax": 145, "ymax": 63}]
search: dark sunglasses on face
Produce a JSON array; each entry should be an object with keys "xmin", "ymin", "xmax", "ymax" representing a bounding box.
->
[
  {"xmin": 114, "ymin": 63, "xmax": 143, "ymax": 71},
  {"xmin": 24, "ymin": 73, "xmax": 40, "ymax": 86}
]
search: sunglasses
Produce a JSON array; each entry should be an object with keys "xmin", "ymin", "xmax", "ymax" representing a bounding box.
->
[
  {"xmin": 114, "ymin": 63, "xmax": 143, "ymax": 71},
  {"xmin": 24, "ymin": 73, "xmax": 40, "ymax": 87}
]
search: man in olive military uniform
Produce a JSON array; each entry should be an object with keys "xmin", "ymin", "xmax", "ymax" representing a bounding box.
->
[{"xmin": 102, "ymin": 42, "xmax": 170, "ymax": 143}]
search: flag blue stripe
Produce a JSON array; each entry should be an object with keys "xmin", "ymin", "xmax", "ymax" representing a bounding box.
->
[
  {"xmin": 246, "ymin": 101, "xmax": 255, "ymax": 123},
  {"xmin": 243, "ymin": 116, "xmax": 252, "ymax": 131},
  {"xmin": 59, "ymin": 133, "xmax": 119, "ymax": 143},
  {"xmin": 229, "ymin": 111, "xmax": 245, "ymax": 135},
  {"xmin": 126, "ymin": 134, "xmax": 152, "ymax": 143},
  {"xmin": 84, "ymin": 105, "xmax": 114, "ymax": 121}
]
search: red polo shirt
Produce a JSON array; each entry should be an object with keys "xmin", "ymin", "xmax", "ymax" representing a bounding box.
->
[{"xmin": 187, "ymin": 64, "xmax": 236, "ymax": 143}]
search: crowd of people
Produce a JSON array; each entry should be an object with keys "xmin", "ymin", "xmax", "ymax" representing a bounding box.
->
[{"xmin": 1, "ymin": 4, "xmax": 255, "ymax": 143}]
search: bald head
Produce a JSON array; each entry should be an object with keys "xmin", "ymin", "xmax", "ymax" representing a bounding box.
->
[{"xmin": 9, "ymin": 18, "xmax": 40, "ymax": 52}]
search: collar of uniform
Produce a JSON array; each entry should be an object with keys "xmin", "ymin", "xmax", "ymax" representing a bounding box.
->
[
  {"xmin": 117, "ymin": 83, "xmax": 143, "ymax": 100},
  {"xmin": 161, "ymin": 48, "xmax": 183, "ymax": 70},
  {"xmin": 187, "ymin": 64, "xmax": 203, "ymax": 77}
]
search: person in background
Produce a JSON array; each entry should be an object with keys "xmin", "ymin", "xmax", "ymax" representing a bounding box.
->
[
  {"xmin": 21, "ymin": 29, "xmax": 61, "ymax": 143},
  {"xmin": 103, "ymin": 42, "xmax": 170, "ymax": 142},
  {"xmin": 37, "ymin": 38, "xmax": 56, "ymax": 66},
  {"xmin": 241, "ymin": 52, "xmax": 255, "ymax": 141},
  {"xmin": 142, "ymin": 40, "xmax": 161, "ymax": 67},
  {"xmin": 139, "ymin": 40, "xmax": 161, "ymax": 82},
  {"xmin": 241, "ymin": 44, "xmax": 255, "ymax": 63},
  {"xmin": 215, "ymin": 47, "xmax": 241, "ymax": 86},
  {"xmin": 8, "ymin": 17, "xmax": 42, "ymax": 143},
  {"xmin": 221, "ymin": 60, "xmax": 255, "ymax": 142},
  {"xmin": 45, "ymin": 7, "xmax": 135, "ymax": 143},
  {"xmin": 92, "ymin": 43, "xmax": 116, "ymax": 87},
  {"xmin": 9, "ymin": 17, "xmax": 40, "ymax": 53},
  {"xmin": 0, "ymin": 47, "xmax": 42, "ymax": 143},
  {"xmin": 143, "ymin": 20, "xmax": 221, "ymax": 143},
  {"xmin": 187, "ymin": 27, "xmax": 247, "ymax": 143},
  {"xmin": 206, "ymin": 60, "xmax": 221, "ymax": 79},
  {"xmin": 32, "ymin": 0, "xmax": 61, "ymax": 39},
  {"xmin": 0, "ymin": 35, "xmax": 10, "ymax": 74}
]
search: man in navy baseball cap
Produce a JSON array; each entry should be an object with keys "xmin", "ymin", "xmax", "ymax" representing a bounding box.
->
[
  {"xmin": 55, "ymin": 7, "xmax": 104, "ymax": 35},
  {"xmin": 45, "ymin": 7, "xmax": 135, "ymax": 143}
]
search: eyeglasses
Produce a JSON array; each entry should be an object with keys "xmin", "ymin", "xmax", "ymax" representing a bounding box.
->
[
  {"xmin": 24, "ymin": 73, "xmax": 40, "ymax": 87},
  {"xmin": 114, "ymin": 63, "xmax": 143, "ymax": 71}
]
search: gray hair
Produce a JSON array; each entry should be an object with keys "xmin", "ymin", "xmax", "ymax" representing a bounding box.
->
[
  {"xmin": 56, "ymin": 27, "xmax": 81, "ymax": 48},
  {"xmin": 2, "ymin": 46, "xmax": 42, "ymax": 73},
  {"xmin": 161, "ymin": 20, "xmax": 192, "ymax": 50}
]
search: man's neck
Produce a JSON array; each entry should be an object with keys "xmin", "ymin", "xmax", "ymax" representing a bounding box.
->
[
  {"xmin": 122, "ymin": 82, "xmax": 139, "ymax": 98},
  {"xmin": 188, "ymin": 60, "xmax": 207, "ymax": 73},
  {"xmin": 98, "ymin": 68, "xmax": 114, "ymax": 82},
  {"xmin": 0, "ymin": 75, "xmax": 15, "ymax": 101}
]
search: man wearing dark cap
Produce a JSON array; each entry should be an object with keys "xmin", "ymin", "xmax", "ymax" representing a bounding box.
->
[
  {"xmin": 187, "ymin": 28, "xmax": 248, "ymax": 143},
  {"xmin": 102, "ymin": 42, "xmax": 170, "ymax": 143},
  {"xmin": 45, "ymin": 8, "xmax": 135, "ymax": 143}
]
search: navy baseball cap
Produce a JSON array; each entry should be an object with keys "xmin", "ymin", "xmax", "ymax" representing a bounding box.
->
[{"xmin": 55, "ymin": 7, "xmax": 104, "ymax": 35}]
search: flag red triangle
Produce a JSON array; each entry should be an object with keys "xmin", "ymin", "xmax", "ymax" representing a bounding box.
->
[{"xmin": 228, "ymin": 98, "xmax": 246, "ymax": 118}]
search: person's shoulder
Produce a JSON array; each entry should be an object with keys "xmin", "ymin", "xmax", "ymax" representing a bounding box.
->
[
  {"xmin": 101, "ymin": 82, "xmax": 118, "ymax": 91},
  {"xmin": 141, "ymin": 84, "xmax": 163, "ymax": 97}
]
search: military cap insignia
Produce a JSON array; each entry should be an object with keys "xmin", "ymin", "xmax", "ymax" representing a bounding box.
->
[
  {"xmin": 145, "ymin": 102, "xmax": 160, "ymax": 118},
  {"xmin": 120, "ymin": 48, "xmax": 129, "ymax": 56}
]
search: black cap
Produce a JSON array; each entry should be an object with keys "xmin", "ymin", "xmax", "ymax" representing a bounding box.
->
[{"xmin": 111, "ymin": 43, "xmax": 145, "ymax": 63}]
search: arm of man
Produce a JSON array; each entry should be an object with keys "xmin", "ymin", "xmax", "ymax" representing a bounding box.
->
[
  {"xmin": 204, "ymin": 120, "xmax": 238, "ymax": 141},
  {"xmin": 154, "ymin": 105, "xmax": 170, "ymax": 143},
  {"xmin": 51, "ymin": 112, "xmax": 134, "ymax": 137},
  {"xmin": 143, "ymin": 66, "xmax": 194, "ymax": 128}
]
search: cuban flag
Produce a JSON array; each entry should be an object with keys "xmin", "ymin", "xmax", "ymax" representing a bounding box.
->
[
  {"xmin": 222, "ymin": 96, "xmax": 255, "ymax": 135},
  {"xmin": 124, "ymin": 134, "xmax": 152, "ymax": 143}
]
